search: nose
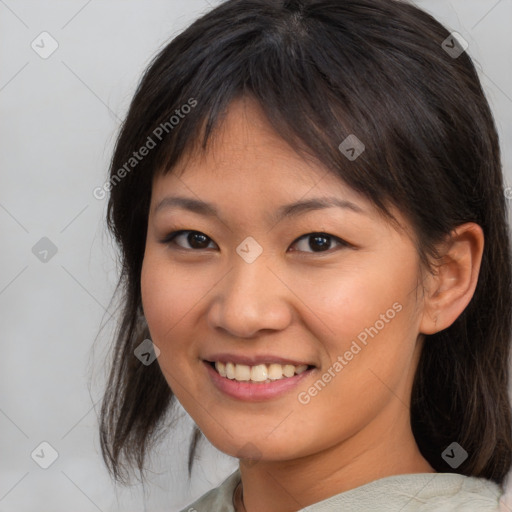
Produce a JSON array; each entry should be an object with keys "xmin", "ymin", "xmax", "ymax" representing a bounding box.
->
[{"xmin": 207, "ymin": 249, "xmax": 293, "ymax": 338}]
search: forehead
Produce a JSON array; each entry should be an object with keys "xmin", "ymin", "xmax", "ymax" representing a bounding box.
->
[
  {"xmin": 153, "ymin": 96, "xmax": 365, "ymax": 203},
  {"xmin": 149, "ymin": 96, "xmax": 411, "ymax": 241}
]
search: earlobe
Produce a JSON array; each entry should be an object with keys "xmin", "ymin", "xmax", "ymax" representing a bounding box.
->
[{"xmin": 419, "ymin": 222, "xmax": 484, "ymax": 335}]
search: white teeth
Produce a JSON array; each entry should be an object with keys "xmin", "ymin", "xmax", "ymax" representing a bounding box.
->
[
  {"xmin": 226, "ymin": 362, "xmax": 236, "ymax": 379},
  {"xmin": 283, "ymin": 364, "xmax": 295, "ymax": 378},
  {"xmin": 213, "ymin": 361, "xmax": 310, "ymax": 382},
  {"xmin": 216, "ymin": 361, "xmax": 227, "ymax": 377},
  {"xmin": 295, "ymin": 364, "xmax": 308, "ymax": 374},
  {"xmin": 268, "ymin": 363, "xmax": 283, "ymax": 380},
  {"xmin": 235, "ymin": 364, "xmax": 251, "ymax": 381},
  {"xmin": 250, "ymin": 364, "xmax": 268, "ymax": 382}
]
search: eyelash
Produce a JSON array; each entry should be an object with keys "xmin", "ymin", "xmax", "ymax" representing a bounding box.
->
[{"xmin": 160, "ymin": 230, "xmax": 352, "ymax": 254}]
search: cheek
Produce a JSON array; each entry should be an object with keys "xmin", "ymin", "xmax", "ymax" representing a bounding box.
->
[
  {"xmin": 292, "ymin": 257, "xmax": 420, "ymax": 403},
  {"xmin": 140, "ymin": 254, "xmax": 204, "ymax": 402},
  {"xmin": 141, "ymin": 256, "xmax": 171, "ymax": 333},
  {"xmin": 140, "ymin": 251, "xmax": 222, "ymax": 371},
  {"xmin": 140, "ymin": 254, "xmax": 194, "ymax": 350},
  {"xmin": 290, "ymin": 258, "xmax": 414, "ymax": 354}
]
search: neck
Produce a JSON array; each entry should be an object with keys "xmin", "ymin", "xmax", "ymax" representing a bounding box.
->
[{"xmin": 237, "ymin": 407, "xmax": 435, "ymax": 512}]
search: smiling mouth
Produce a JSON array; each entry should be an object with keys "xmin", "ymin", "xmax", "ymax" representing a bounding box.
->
[{"xmin": 207, "ymin": 361, "xmax": 314, "ymax": 383}]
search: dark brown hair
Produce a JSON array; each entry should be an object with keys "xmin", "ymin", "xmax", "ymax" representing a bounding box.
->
[{"xmin": 100, "ymin": 0, "xmax": 512, "ymax": 487}]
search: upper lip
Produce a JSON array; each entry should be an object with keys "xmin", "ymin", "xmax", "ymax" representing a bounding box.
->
[{"xmin": 204, "ymin": 353, "xmax": 315, "ymax": 367}]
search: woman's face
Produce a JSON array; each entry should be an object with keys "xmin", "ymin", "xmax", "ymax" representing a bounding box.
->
[{"xmin": 141, "ymin": 97, "xmax": 428, "ymax": 464}]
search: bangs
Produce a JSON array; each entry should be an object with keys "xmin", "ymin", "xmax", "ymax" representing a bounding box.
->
[{"xmin": 129, "ymin": 0, "xmax": 464, "ymax": 241}]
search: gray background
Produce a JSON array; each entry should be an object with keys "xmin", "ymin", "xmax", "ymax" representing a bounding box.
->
[{"xmin": 1, "ymin": 1, "xmax": 511, "ymax": 511}]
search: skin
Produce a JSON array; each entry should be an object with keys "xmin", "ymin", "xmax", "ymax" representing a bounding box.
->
[{"xmin": 140, "ymin": 96, "xmax": 484, "ymax": 512}]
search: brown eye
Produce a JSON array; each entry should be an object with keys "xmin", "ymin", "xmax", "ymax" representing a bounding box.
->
[
  {"xmin": 163, "ymin": 230, "xmax": 216, "ymax": 250},
  {"xmin": 290, "ymin": 232, "xmax": 350, "ymax": 253},
  {"xmin": 161, "ymin": 230, "xmax": 350, "ymax": 253}
]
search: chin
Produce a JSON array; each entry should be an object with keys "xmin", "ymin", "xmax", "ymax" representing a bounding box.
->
[{"xmin": 207, "ymin": 429, "xmax": 302, "ymax": 463}]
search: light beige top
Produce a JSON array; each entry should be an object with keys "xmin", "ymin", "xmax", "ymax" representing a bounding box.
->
[{"xmin": 181, "ymin": 469, "xmax": 504, "ymax": 511}]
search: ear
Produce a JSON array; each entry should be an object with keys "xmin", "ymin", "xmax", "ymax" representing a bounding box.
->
[{"xmin": 419, "ymin": 222, "xmax": 484, "ymax": 335}]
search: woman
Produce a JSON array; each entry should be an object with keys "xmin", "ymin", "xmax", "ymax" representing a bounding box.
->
[{"xmin": 99, "ymin": 0, "xmax": 512, "ymax": 510}]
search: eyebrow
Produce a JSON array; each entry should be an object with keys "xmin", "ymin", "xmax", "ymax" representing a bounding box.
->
[{"xmin": 153, "ymin": 195, "xmax": 367, "ymax": 223}]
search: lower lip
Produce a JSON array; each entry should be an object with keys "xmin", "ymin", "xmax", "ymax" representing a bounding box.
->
[{"xmin": 204, "ymin": 361, "xmax": 314, "ymax": 402}]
